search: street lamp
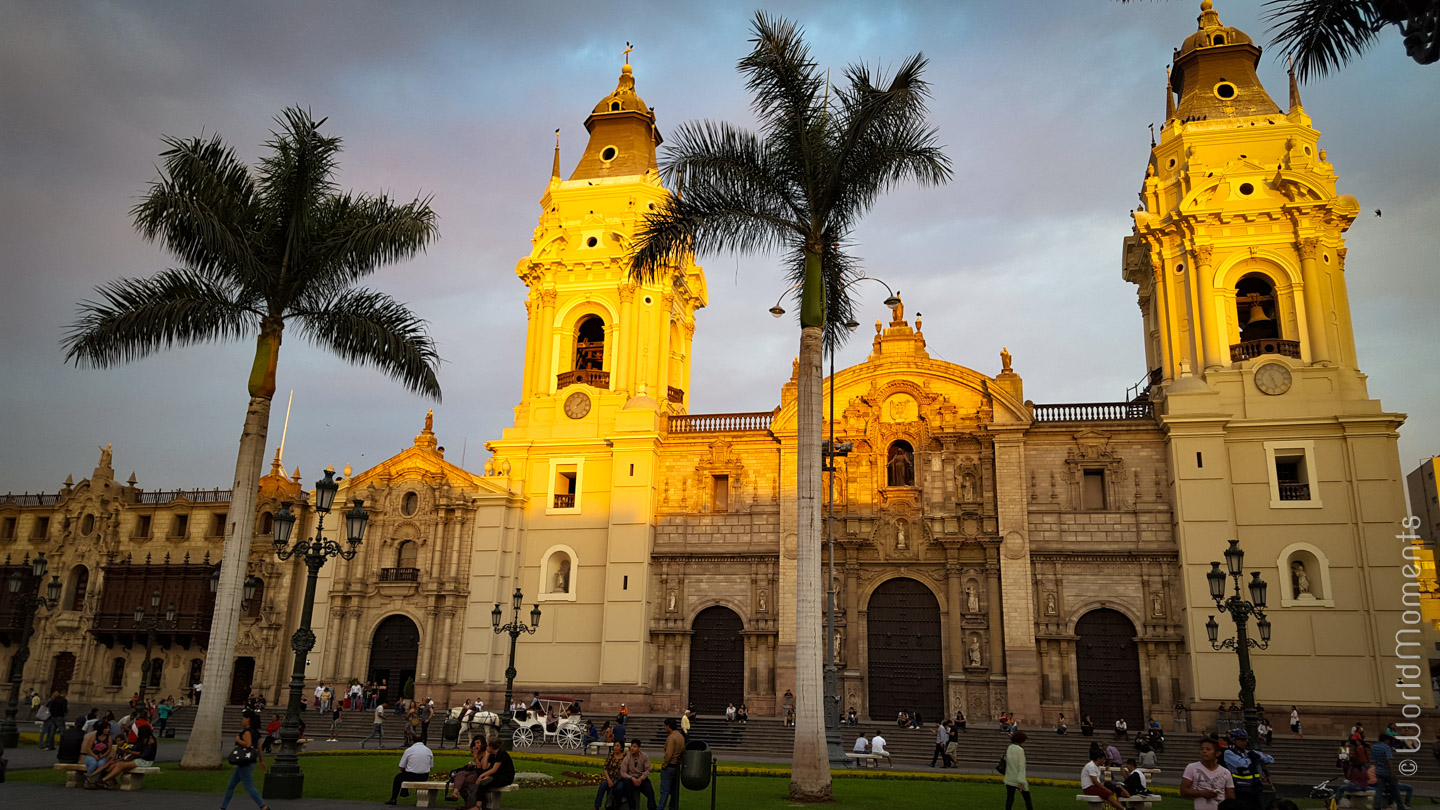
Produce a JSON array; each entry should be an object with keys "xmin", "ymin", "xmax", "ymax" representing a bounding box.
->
[
  {"xmin": 776, "ymin": 276, "xmax": 899, "ymax": 762},
  {"xmin": 492, "ymin": 587, "xmax": 541, "ymax": 725},
  {"xmin": 263, "ymin": 466, "xmax": 367, "ymax": 800},
  {"xmin": 1205, "ymin": 538, "xmax": 1271, "ymax": 745},
  {"xmin": 132, "ymin": 589, "xmax": 178, "ymax": 711},
  {"xmin": 0, "ymin": 552, "xmax": 62, "ymax": 747}
]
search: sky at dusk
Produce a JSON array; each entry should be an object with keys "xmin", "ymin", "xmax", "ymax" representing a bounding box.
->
[{"xmin": 2, "ymin": 0, "xmax": 1437, "ymax": 494}]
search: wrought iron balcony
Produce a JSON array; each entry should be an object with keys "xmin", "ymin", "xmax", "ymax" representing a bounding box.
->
[
  {"xmin": 378, "ymin": 567, "xmax": 420, "ymax": 583},
  {"xmin": 556, "ymin": 369, "xmax": 609, "ymax": 390},
  {"xmin": 667, "ymin": 386, "xmax": 685, "ymax": 404},
  {"xmin": 1278, "ymin": 483, "xmax": 1311, "ymax": 501},
  {"xmin": 1230, "ymin": 339, "xmax": 1301, "ymax": 362},
  {"xmin": 552, "ymin": 493, "xmax": 576, "ymax": 509},
  {"xmin": 669, "ymin": 411, "xmax": 775, "ymax": 433}
]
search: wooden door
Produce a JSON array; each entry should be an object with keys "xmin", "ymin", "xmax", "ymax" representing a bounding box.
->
[{"xmin": 866, "ymin": 577, "xmax": 943, "ymax": 721}]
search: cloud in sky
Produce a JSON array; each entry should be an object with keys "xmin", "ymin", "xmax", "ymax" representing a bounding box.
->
[{"xmin": 1, "ymin": 0, "xmax": 1436, "ymax": 492}]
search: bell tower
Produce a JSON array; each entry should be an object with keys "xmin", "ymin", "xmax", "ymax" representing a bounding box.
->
[
  {"xmin": 1124, "ymin": 2, "xmax": 1416, "ymax": 728},
  {"xmin": 510, "ymin": 62, "xmax": 707, "ymax": 435}
]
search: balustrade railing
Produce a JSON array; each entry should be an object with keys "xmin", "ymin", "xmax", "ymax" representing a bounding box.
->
[
  {"xmin": 668, "ymin": 411, "xmax": 775, "ymax": 433},
  {"xmin": 552, "ymin": 493, "xmax": 576, "ymax": 509},
  {"xmin": 1230, "ymin": 339, "xmax": 1301, "ymax": 362},
  {"xmin": 379, "ymin": 567, "xmax": 420, "ymax": 583},
  {"xmin": 1031, "ymin": 401, "xmax": 1155, "ymax": 423},
  {"xmin": 1278, "ymin": 483, "xmax": 1311, "ymax": 501},
  {"xmin": 556, "ymin": 369, "xmax": 610, "ymax": 390}
]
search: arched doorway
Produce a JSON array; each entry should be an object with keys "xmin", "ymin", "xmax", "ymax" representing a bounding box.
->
[
  {"xmin": 687, "ymin": 606, "xmax": 744, "ymax": 713},
  {"xmin": 1075, "ymin": 608, "xmax": 1144, "ymax": 728},
  {"xmin": 368, "ymin": 614, "xmax": 420, "ymax": 702},
  {"xmin": 229, "ymin": 656, "xmax": 255, "ymax": 704},
  {"xmin": 866, "ymin": 577, "xmax": 943, "ymax": 721},
  {"xmin": 50, "ymin": 652, "xmax": 76, "ymax": 694}
]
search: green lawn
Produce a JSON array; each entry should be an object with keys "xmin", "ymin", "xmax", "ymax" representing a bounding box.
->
[{"xmin": 4, "ymin": 751, "xmax": 1319, "ymax": 809}]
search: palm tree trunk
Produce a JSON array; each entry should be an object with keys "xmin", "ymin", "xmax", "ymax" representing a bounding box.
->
[
  {"xmin": 181, "ymin": 328, "xmax": 279, "ymax": 769},
  {"xmin": 789, "ymin": 322, "xmax": 832, "ymax": 800}
]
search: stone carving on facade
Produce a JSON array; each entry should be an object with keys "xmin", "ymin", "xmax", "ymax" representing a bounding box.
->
[
  {"xmin": 1292, "ymin": 561, "xmax": 1311, "ymax": 598},
  {"xmin": 757, "ymin": 588, "xmax": 767, "ymax": 613},
  {"xmin": 966, "ymin": 583, "xmax": 980, "ymax": 613},
  {"xmin": 1151, "ymin": 591, "xmax": 1165, "ymax": 617},
  {"xmin": 667, "ymin": 589, "xmax": 677, "ymax": 612},
  {"xmin": 968, "ymin": 635, "xmax": 983, "ymax": 667},
  {"xmin": 1044, "ymin": 592, "xmax": 1058, "ymax": 616}
]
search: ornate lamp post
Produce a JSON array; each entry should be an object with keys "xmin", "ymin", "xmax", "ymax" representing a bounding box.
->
[
  {"xmin": 491, "ymin": 588, "xmax": 541, "ymax": 721},
  {"xmin": 263, "ymin": 467, "xmax": 368, "ymax": 800},
  {"xmin": 132, "ymin": 589, "xmax": 177, "ymax": 711},
  {"xmin": 1205, "ymin": 538, "xmax": 1272, "ymax": 744},
  {"xmin": 773, "ymin": 277, "xmax": 899, "ymax": 760},
  {"xmin": 0, "ymin": 552, "xmax": 62, "ymax": 747}
]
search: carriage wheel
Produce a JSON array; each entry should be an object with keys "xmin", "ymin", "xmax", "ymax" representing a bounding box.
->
[
  {"xmin": 558, "ymin": 726, "xmax": 582, "ymax": 749},
  {"xmin": 512, "ymin": 726, "xmax": 534, "ymax": 748}
]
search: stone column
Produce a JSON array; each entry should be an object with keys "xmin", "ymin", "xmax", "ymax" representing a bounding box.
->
[
  {"xmin": 437, "ymin": 609, "xmax": 456, "ymax": 686},
  {"xmin": 617, "ymin": 282, "xmax": 636, "ymax": 393},
  {"xmin": 536, "ymin": 288, "xmax": 558, "ymax": 393},
  {"xmin": 1194, "ymin": 244, "xmax": 1223, "ymax": 370},
  {"xmin": 987, "ymin": 559, "xmax": 1005, "ymax": 676},
  {"xmin": 341, "ymin": 608, "xmax": 363, "ymax": 681},
  {"xmin": 844, "ymin": 565, "xmax": 860, "ymax": 669},
  {"xmin": 763, "ymin": 635, "xmax": 776, "ymax": 695},
  {"xmin": 1150, "ymin": 251, "xmax": 1176, "ymax": 381},
  {"xmin": 946, "ymin": 558, "xmax": 966, "ymax": 673},
  {"xmin": 519, "ymin": 295, "xmax": 538, "ymax": 400},
  {"xmin": 419, "ymin": 607, "xmax": 439, "ymax": 684},
  {"xmin": 992, "ymin": 432, "xmax": 1039, "ymax": 722},
  {"xmin": 677, "ymin": 636, "xmax": 692, "ymax": 698},
  {"xmin": 744, "ymin": 635, "xmax": 757, "ymax": 697},
  {"xmin": 1297, "ymin": 237, "xmax": 1331, "ymax": 364}
]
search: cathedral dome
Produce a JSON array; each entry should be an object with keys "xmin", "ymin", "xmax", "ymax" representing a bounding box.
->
[
  {"xmin": 590, "ymin": 64, "xmax": 652, "ymax": 117},
  {"xmin": 1169, "ymin": 0, "xmax": 1280, "ymax": 121},
  {"xmin": 570, "ymin": 63, "xmax": 663, "ymax": 180},
  {"xmin": 1176, "ymin": 0, "xmax": 1255, "ymax": 59}
]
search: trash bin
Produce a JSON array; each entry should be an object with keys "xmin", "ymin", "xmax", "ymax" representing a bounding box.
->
[
  {"xmin": 681, "ymin": 740, "xmax": 712, "ymax": 790},
  {"xmin": 442, "ymin": 718, "xmax": 461, "ymax": 746}
]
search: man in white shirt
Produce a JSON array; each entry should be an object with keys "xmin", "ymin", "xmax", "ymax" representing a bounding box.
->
[
  {"xmin": 314, "ymin": 683, "xmax": 325, "ymax": 712},
  {"xmin": 852, "ymin": 734, "xmax": 870, "ymax": 753},
  {"xmin": 386, "ymin": 739, "xmax": 434, "ymax": 805},
  {"xmin": 361, "ymin": 703, "xmax": 387, "ymax": 749},
  {"xmin": 869, "ymin": 732, "xmax": 891, "ymax": 765}
]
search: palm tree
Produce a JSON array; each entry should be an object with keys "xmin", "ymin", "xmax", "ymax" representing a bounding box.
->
[
  {"xmin": 629, "ymin": 13, "xmax": 950, "ymax": 800},
  {"xmin": 62, "ymin": 107, "xmax": 442, "ymax": 768}
]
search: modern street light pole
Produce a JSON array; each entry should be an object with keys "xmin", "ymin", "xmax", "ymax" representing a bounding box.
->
[
  {"xmin": 774, "ymin": 277, "xmax": 898, "ymax": 759},
  {"xmin": 263, "ymin": 467, "xmax": 369, "ymax": 800},
  {"xmin": 0, "ymin": 553, "xmax": 62, "ymax": 748},
  {"xmin": 1205, "ymin": 538, "xmax": 1272, "ymax": 745},
  {"xmin": 132, "ymin": 590, "xmax": 177, "ymax": 711},
  {"xmin": 492, "ymin": 588, "xmax": 541, "ymax": 721}
]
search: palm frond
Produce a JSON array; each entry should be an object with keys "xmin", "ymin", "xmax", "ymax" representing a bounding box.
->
[
  {"xmin": 1263, "ymin": 0, "xmax": 1382, "ymax": 81},
  {"xmin": 130, "ymin": 134, "xmax": 260, "ymax": 280},
  {"xmin": 256, "ymin": 107, "xmax": 343, "ymax": 282},
  {"xmin": 300, "ymin": 191, "xmax": 440, "ymax": 293},
  {"xmin": 290, "ymin": 287, "xmax": 442, "ymax": 400},
  {"xmin": 739, "ymin": 12, "xmax": 826, "ymax": 143},
  {"xmin": 62, "ymin": 269, "xmax": 259, "ymax": 368}
]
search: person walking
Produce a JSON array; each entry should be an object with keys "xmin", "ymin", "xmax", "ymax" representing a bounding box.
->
[
  {"xmin": 657, "ymin": 718, "xmax": 685, "ymax": 810},
  {"xmin": 40, "ymin": 690, "xmax": 68, "ymax": 749},
  {"xmin": 1003, "ymin": 731, "xmax": 1033, "ymax": 810},
  {"xmin": 328, "ymin": 701, "xmax": 343, "ymax": 742},
  {"xmin": 1371, "ymin": 732, "xmax": 1405, "ymax": 810},
  {"xmin": 155, "ymin": 698, "xmax": 172, "ymax": 737},
  {"xmin": 385, "ymin": 738, "xmax": 433, "ymax": 805},
  {"xmin": 360, "ymin": 702, "xmax": 388, "ymax": 749},
  {"xmin": 930, "ymin": 719, "xmax": 952, "ymax": 768},
  {"xmin": 220, "ymin": 711, "xmax": 269, "ymax": 810}
]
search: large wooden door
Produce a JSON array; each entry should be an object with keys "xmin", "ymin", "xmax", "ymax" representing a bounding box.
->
[
  {"xmin": 687, "ymin": 606, "xmax": 744, "ymax": 713},
  {"xmin": 1076, "ymin": 609, "xmax": 1144, "ymax": 727},
  {"xmin": 229, "ymin": 656, "xmax": 255, "ymax": 704},
  {"xmin": 866, "ymin": 577, "xmax": 943, "ymax": 721},
  {"xmin": 50, "ymin": 652, "xmax": 76, "ymax": 694},
  {"xmin": 368, "ymin": 614, "xmax": 420, "ymax": 699}
]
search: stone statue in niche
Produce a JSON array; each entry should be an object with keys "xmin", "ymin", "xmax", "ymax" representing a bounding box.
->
[
  {"xmin": 1292, "ymin": 561, "xmax": 1313, "ymax": 599},
  {"xmin": 895, "ymin": 519, "xmax": 908, "ymax": 550},
  {"xmin": 887, "ymin": 443, "xmax": 914, "ymax": 486},
  {"xmin": 1151, "ymin": 591, "xmax": 1165, "ymax": 617},
  {"xmin": 834, "ymin": 629, "xmax": 845, "ymax": 665},
  {"xmin": 965, "ymin": 583, "xmax": 979, "ymax": 614},
  {"xmin": 960, "ymin": 473, "xmax": 976, "ymax": 503},
  {"xmin": 1044, "ymin": 592, "xmax": 1058, "ymax": 616},
  {"xmin": 968, "ymin": 636, "xmax": 983, "ymax": 667},
  {"xmin": 667, "ymin": 589, "xmax": 678, "ymax": 612},
  {"xmin": 758, "ymin": 589, "xmax": 768, "ymax": 613},
  {"xmin": 553, "ymin": 558, "xmax": 571, "ymax": 593}
]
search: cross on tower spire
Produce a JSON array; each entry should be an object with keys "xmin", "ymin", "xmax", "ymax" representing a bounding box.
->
[{"xmin": 623, "ymin": 42, "xmax": 633, "ymax": 65}]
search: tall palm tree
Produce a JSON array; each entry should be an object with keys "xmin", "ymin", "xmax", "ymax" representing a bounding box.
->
[
  {"xmin": 63, "ymin": 107, "xmax": 442, "ymax": 768},
  {"xmin": 629, "ymin": 13, "xmax": 950, "ymax": 800}
]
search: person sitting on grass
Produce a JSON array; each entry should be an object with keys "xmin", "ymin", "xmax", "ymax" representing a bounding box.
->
[
  {"xmin": 1082, "ymin": 745, "xmax": 1128, "ymax": 810},
  {"xmin": 88, "ymin": 724, "xmax": 158, "ymax": 790}
]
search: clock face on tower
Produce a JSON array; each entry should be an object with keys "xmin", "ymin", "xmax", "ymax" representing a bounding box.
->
[
  {"xmin": 564, "ymin": 391, "xmax": 592, "ymax": 419},
  {"xmin": 1253, "ymin": 362, "xmax": 1293, "ymax": 396}
]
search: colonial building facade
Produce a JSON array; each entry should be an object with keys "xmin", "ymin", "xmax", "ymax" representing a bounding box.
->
[{"xmin": 1, "ymin": 3, "xmax": 1421, "ymax": 734}]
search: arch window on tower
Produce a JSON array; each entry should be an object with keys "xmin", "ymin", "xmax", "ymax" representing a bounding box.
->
[
  {"xmin": 575, "ymin": 315, "xmax": 605, "ymax": 370},
  {"xmin": 886, "ymin": 440, "xmax": 916, "ymax": 487}
]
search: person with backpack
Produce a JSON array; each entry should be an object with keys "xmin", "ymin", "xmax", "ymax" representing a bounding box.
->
[{"xmin": 39, "ymin": 690, "xmax": 67, "ymax": 749}]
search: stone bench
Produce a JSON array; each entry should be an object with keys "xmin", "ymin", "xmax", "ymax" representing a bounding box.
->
[
  {"xmin": 844, "ymin": 752, "xmax": 888, "ymax": 768},
  {"xmin": 396, "ymin": 780, "xmax": 519, "ymax": 809},
  {"xmin": 54, "ymin": 762, "xmax": 161, "ymax": 790},
  {"xmin": 1076, "ymin": 794, "xmax": 1162, "ymax": 805},
  {"xmin": 1337, "ymin": 791, "xmax": 1376, "ymax": 808},
  {"xmin": 585, "ymin": 741, "xmax": 607, "ymax": 756}
]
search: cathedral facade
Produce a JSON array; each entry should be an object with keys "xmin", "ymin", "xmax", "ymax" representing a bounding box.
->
[{"xmin": 0, "ymin": 3, "xmax": 1421, "ymax": 735}]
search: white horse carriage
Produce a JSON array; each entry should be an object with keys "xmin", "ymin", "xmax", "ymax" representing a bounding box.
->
[
  {"xmin": 447, "ymin": 704, "xmax": 501, "ymax": 748},
  {"xmin": 510, "ymin": 695, "xmax": 584, "ymax": 749}
]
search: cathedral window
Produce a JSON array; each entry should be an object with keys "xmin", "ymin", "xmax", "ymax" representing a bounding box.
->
[
  {"xmin": 110, "ymin": 657, "xmax": 126, "ymax": 687},
  {"xmin": 209, "ymin": 512, "xmax": 226, "ymax": 537},
  {"xmin": 81, "ymin": 513, "xmax": 95, "ymax": 535},
  {"xmin": 886, "ymin": 441, "xmax": 915, "ymax": 487},
  {"xmin": 67, "ymin": 565, "xmax": 89, "ymax": 612},
  {"xmin": 396, "ymin": 540, "xmax": 418, "ymax": 570},
  {"xmin": 548, "ymin": 459, "xmax": 583, "ymax": 513},
  {"xmin": 401, "ymin": 491, "xmax": 419, "ymax": 517},
  {"xmin": 1236, "ymin": 274, "xmax": 1280, "ymax": 342},
  {"xmin": 169, "ymin": 514, "xmax": 189, "ymax": 538},
  {"xmin": 148, "ymin": 658, "xmax": 163, "ymax": 688},
  {"xmin": 31, "ymin": 516, "xmax": 49, "ymax": 539},
  {"xmin": 1264, "ymin": 440, "xmax": 1321, "ymax": 508},
  {"xmin": 712, "ymin": 475, "xmax": 730, "ymax": 512},
  {"xmin": 575, "ymin": 316, "xmax": 606, "ymax": 371},
  {"xmin": 2, "ymin": 516, "xmax": 15, "ymax": 539},
  {"xmin": 1082, "ymin": 469, "xmax": 1107, "ymax": 510},
  {"xmin": 601, "ymin": 145, "xmax": 618, "ymax": 161},
  {"xmin": 258, "ymin": 512, "xmax": 271, "ymax": 536}
]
